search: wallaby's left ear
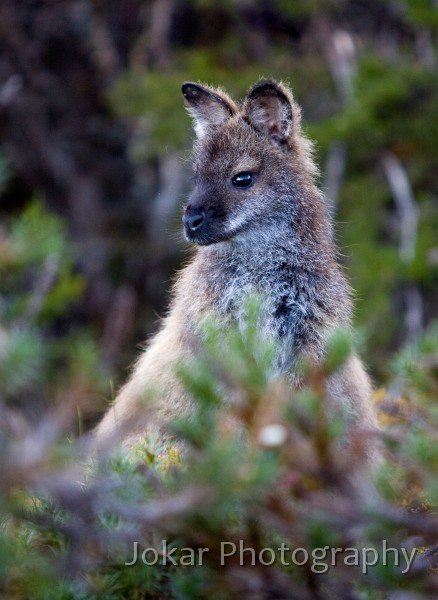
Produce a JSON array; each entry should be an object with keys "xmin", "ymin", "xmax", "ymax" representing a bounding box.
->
[
  {"xmin": 182, "ymin": 82, "xmax": 236, "ymax": 139},
  {"xmin": 244, "ymin": 80, "xmax": 293, "ymax": 145}
]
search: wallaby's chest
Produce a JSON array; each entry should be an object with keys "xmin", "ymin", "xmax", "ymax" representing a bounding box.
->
[{"xmin": 199, "ymin": 254, "xmax": 324, "ymax": 372}]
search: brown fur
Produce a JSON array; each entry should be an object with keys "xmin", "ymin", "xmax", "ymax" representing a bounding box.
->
[{"xmin": 93, "ymin": 80, "xmax": 379, "ymax": 462}]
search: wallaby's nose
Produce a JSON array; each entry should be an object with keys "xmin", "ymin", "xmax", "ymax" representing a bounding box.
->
[{"xmin": 183, "ymin": 208, "xmax": 205, "ymax": 231}]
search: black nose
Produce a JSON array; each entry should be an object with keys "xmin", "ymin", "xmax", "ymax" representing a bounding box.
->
[{"xmin": 183, "ymin": 208, "xmax": 205, "ymax": 231}]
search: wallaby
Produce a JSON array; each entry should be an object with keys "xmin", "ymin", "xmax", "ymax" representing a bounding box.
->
[{"xmin": 94, "ymin": 79, "xmax": 379, "ymax": 460}]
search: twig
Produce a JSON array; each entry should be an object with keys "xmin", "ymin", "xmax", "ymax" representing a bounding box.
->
[
  {"xmin": 415, "ymin": 28, "xmax": 436, "ymax": 67},
  {"xmin": 104, "ymin": 486, "xmax": 214, "ymax": 525},
  {"xmin": 323, "ymin": 141, "xmax": 347, "ymax": 215},
  {"xmin": 381, "ymin": 152, "xmax": 423, "ymax": 340},
  {"xmin": 381, "ymin": 152, "xmax": 419, "ymax": 264},
  {"xmin": 316, "ymin": 20, "xmax": 356, "ymax": 103},
  {"xmin": 329, "ymin": 29, "xmax": 357, "ymax": 102},
  {"xmin": 19, "ymin": 254, "xmax": 60, "ymax": 327},
  {"xmin": 317, "ymin": 22, "xmax": 356, "ymax": 212},
  {"xmin": 403, "ymin": 284, "xmax": 424, "ymax": 342},
  {"xmin": 131, "ymin": 0, "xmax": 175, "ymax": 68}
]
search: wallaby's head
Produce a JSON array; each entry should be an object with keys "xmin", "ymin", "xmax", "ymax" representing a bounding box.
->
[{"xmin": 181, "ymin": 80, "xmax": 319, "ymax": 246}]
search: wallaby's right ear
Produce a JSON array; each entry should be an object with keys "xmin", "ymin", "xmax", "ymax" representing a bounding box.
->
[
  {"xmin": 244, "ymin": 80, "xmax": 294, "ymax": 146},
  {"xmin": 182, "ymin": 82, "xmax": 236, "ymax": 139}
]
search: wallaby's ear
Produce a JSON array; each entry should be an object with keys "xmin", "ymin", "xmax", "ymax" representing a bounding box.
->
[
  {"xmin": 244, "ymin": 80, "xmax": 293, "ymax": 145},
  {"xmin": 182, "ymin": 82, "xmax": 236, "ymax": 139}
]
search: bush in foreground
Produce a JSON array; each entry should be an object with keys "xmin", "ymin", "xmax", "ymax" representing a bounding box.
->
[{"xmin": 2, "ymin": 296, "xmax": 438, "ymax": 598}]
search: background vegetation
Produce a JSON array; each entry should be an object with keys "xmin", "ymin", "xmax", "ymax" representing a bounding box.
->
[{"xmin": 0, "ymin": 0, "xmax": 437, "ymax": 598}]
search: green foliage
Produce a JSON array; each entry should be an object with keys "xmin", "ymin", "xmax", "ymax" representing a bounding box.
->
[
  {"xmin": 310, "ymin": 54, "xmax": 438, "ymax": 373},
  {"xmin": 0, "ymin": 328, "xmax": 44, "ymax": 398},
  {"xmin": 274, "ymin": 0, "xmax": 339, "ymax": 18},
  {"xmin": 392, "ymin": 321, "xmax": 438, "ymax": 401},
  {"xmin": 323, "ymin": 327, "xmax": 353, "ymax": 374},
  {"xmin": 318, "ymin": 56, "xmax": 438, "ymax": 172},
  {"xmin": 0, "ymin": 199, "xmax": 107, "ymax": 417},
  {"xmin": 2, "ymin": 307, "xmax": 438, "ymax": 598},
  {"xmin": 0, "ymin": 201, "xmax": 85, "ymax": 323},
  {"xmin": 399, "ymin": 0, "xmax": 438, "ymax": 29}
]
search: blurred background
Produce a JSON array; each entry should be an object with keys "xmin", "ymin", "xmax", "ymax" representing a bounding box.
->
[{"xmin": 0, "ymin": 0, "xmax": 437, "ymax": 429}]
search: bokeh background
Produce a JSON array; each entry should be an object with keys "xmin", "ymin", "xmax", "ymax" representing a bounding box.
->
[{"xmin": 0, "ymin": 0, "xmax": 437, "ymax": 427}]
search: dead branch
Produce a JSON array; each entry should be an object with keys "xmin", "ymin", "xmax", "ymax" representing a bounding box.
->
[
  {"xmin": 323, "ymin": 141, "xmax": 347, "ymax": 215},
  {"xmin": 316, "ymin": 20, "xmax": 356, "ymax": 103},
  {"xmin": 101, "ymin": 285, "xmax": 137, "ymax": 369},
  {"xmin": 19, "ymin": 254, "xmax": 60, "ymax": 327},
  {"xmin": 131, "ymin": 0, "xmax": 175, "ymax": 69},
  {"xmin": 316, "ymin": 21, "xmax": 356, "ymax": 212},
  {"xmin": 381, "ymin": 152, "xmax": 419, "ymax": 264},
  {"xmin": 381, "ymin": 152, "xmax": 423, "ymax": 340}
]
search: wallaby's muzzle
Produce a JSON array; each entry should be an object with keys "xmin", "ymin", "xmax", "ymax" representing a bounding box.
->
[
  {"xmin": 182, "ymin": 207, "xmax": 205, "ymax": 232},
  {"xmin": 182, "ymin": 202, "xmax": 211, "ymax": 244},
  {"xmin": 182, "ymin": 190, "xmax": 225, "ymax": 245}
]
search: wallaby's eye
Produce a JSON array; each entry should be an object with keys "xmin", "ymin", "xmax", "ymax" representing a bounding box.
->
[{"xmin": 232, "ymin": 172, "xmax": 254, "ymax": 189}]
